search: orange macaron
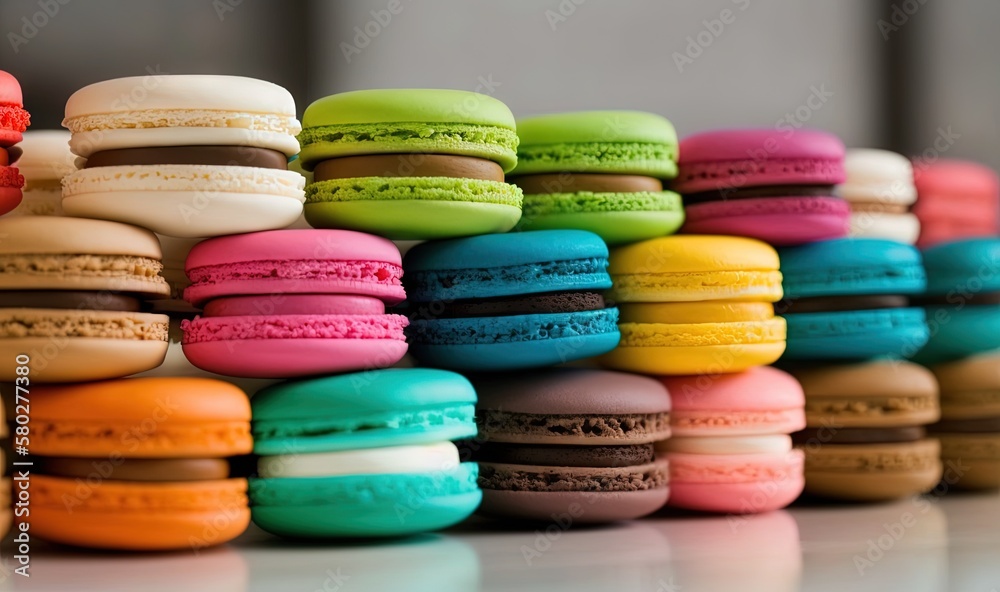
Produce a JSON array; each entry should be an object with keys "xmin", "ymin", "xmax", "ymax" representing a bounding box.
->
[{"xmin": 27, "ymin": 377, "xmax": 252, "ymax": 551}]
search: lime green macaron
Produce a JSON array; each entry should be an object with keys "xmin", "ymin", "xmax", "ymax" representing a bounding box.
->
[
  {"xmin": 510, "ymin": 111, "xmax": 684, "ymax": 245},
  {"xmin": 297, "ymin": 89, "xmax": 523, "ymax": 240}
]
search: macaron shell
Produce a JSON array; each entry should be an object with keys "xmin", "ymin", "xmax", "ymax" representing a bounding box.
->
[
  {"xmin": 474, "ymin": 368, "xmax": 670, "ymax": 415},
  {"xmin": 914, "ymin": 307, "xmax": 1000, "ymax": 365},
  {"xmin": 681, "ymin": 196, "xmax": 850, "ymax": 246},
  {"xmin": 516, "ymin": 209, "xmax": 685, "ymax": 246},
  {"xmin": 602, "ymin": 342, "xmax": 786, "ymax": 375},
  {"xmin": 183, "ymin": 334, "xmax": 408, "ymax": 379},
  {"xmin": 249, "ymin": 463, "xmax": 481, "ymax": 538},
  {"xmin": 778, "ymin": 238, "xmax": 926, "ymax": 299},
  {"xmin": 675, "ymin": 128, "xmax": 846, "ymax": 193},
  {"xmin": 783, "ymin": 308, "xmax": 929, "ymax": 360},
  {"xmin": 30, "ymin": 475, "xmax": 249, "ymax": 550},
  {"xmin": 801, "ymin": 439, "xmax": 943, "ymax": 500},
  {"xmin": 479, "ymin": 487, "xmax": 669, "ymax": 523},
  {"xmin": 305, "ymin": 197, "xmax": 521, "ymax": 240},
  {"xmin": 0, "ymin": 182, "xmax": 22, "ymax": 216},
  {"xmin": 936, "ymin": 433, "xmax": 1000, "ymax": 489},
  {"xmin": 407, "ymin": 309, "xmax": 620, "ymax": 371},
  {"xmin": 921, "ymin": 238, "xmax": 1000, "ymax": 295},
  {"xmin": 666, "ymin": 449, "xmax": 804, "ymax": 513},
  {"xmin": 848, "ymin": 212, "xmax": 920, "ymax": 244},
  {"xmin": 932, "ymin": 353, "xmax": 1000, "ymax": 419}
]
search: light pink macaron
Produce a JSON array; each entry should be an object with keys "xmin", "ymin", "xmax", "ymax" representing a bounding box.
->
[{"xmin": 658, "ymin": 366, "xmax": 806, "ymax": 514}]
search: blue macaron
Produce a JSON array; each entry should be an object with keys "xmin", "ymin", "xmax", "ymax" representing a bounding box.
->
[
  {"xmin": 403, "ymin": 230, "xmax": 620, "ymax": 370},
  {"xmin": 249, "ymin": 369, "xmax": 481, "ymax": 539},
  {"xmin": 778, "ymin": 238, "xmax": 929, "ymax": 360},
  {"xmin": 913, "ymin": 238, "xmax": 1000, "ymax": 365}
]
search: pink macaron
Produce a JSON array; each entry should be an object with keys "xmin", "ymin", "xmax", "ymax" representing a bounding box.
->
[
  {"xmin": 181, "ymin": 229, "xmax": 408, "ymax": 378},
  {"xmin": 659, "ymin": 366, "xmax": 806, "ymax": 514},
  {"xmin": 675, "ymin": 128, "xmax": 849, "ymax": 246},
  {"xmin": 913, "ymin": 159, "xmax": 999, "ymax": 249}
]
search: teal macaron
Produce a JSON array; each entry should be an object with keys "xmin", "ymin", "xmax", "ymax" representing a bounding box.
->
[
  {"xmin": 508, "ymin": 111, "xmax": 684, "ymax": 245},
  {"xmin": 296, "ymin": 89, "xmax": 523, "ymax": 240},
  {"xmin": 913, "ymin": 238, "xmax": 1000, "ymax": 365},
  {"xmin": 403, "ymin": 229, "xmax": 620, "ymax": 371},
  {"xmin": 249, "ymin": 369, "xmax": 481, "ymax": 538},
  {"xmin": 778, "ymin": 238, "xmax": 929, "ymax": 360}
]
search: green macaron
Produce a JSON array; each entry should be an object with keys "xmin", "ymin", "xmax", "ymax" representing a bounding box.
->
[
  {"xmin": 298, "ymin": 89, "xmax": 523, "ymax": 240},
  {"xmin": 509, "ymin": 110, "xmax": 684, "ymax": 245}
]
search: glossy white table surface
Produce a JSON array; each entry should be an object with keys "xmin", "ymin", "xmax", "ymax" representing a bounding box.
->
[{"xmin": 7, "ymin": 491, "xmax": 998, "ymax": 591}]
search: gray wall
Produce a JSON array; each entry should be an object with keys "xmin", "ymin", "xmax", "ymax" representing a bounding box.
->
[{"xmin": 0, "ymin": 0, "xmax": 996, "ymax": 169}]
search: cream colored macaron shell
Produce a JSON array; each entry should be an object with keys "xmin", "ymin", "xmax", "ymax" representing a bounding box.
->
[
  {"xmin": 62, "ymin": 164, "xmax": 306, "ymax": 238},
  {"xmin": 7, "ymin": 130, "xmax": 74, "ymax": 216},
  {"xmin": 63, "ymin": 75, "xmax": 301, "ymax": 158}
]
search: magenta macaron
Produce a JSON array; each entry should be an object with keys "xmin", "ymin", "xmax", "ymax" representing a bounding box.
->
[
  {"xmin": 181, "ymin": 229, "xmax": 408, "ymax": 378},
  {"xmin": 658, "ymin": 366, "xmax": 806, "ymax": 514},
  {"xmin": 675, "ymin": 128, "xmax": 849, "ymax": 246}
]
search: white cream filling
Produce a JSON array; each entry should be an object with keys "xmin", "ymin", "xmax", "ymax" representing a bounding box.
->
[
  {"xmin": 659, "ymin": 435, "xmax": 792, "ymax": 455},
  {"xmin": 258, "ymin": 441, "xmax": 460, "ymax": 478}
]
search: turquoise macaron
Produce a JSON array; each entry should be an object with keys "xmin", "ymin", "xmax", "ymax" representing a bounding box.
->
[
  {"xmin": 403, "ymin": 229, "xmax": 620, "ymax": 370},
  {"xmin": 249, "ymin": 369, "xmax": 481, "ymax": 538},
  {"xmin": 913, "ymin": 238, "xmax": 1000, "ymax": 364},
  {"xmin": 777, "ymin": 238, "xmax": 929, "ymax": 360}
]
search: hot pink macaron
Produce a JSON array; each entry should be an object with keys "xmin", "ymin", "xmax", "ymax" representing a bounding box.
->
[
  {"xmin": 913, "ymin": 159, "xmax": 999, "ymax": 249},
  {"xmin": 181, "ymin": 229, "xmax": 408, "ymax": 378},
  {"xmin": 0, "ymin": 70, "xmax": 29, "ymax": 215},
  {"xmin": 658, "ymin": 366, "xmax": 806, "ymax": 514},
  {"xmin": 675, "ymin": 128, "xmax": 849, "ymax": 246}
]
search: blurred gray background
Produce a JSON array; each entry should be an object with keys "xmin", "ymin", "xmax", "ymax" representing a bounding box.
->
[{"xmin": 1, "ymin": 0, "xmax": 996, "ymax": 170}]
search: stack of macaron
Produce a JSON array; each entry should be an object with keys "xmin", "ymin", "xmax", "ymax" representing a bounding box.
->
[
  {"xmin": 775, "ymin": 229, "xmax": 940, "ymax": 500},
  {"xmin": 674, "ymin": 128, "xmax": 849, "ymax": 246},
  {"xmin": 296, "ymin": 89, "xmax": 522, "ymax": 239},
  {"xmin": 840, "ymin": 149, "xmax": 919, "ymax": 244},
  {"xmin": 508, "ymin": 111, "xmax": 684, "ymax": 245},
  {"xmin": 912, "ymin": 159, "xmax": 998, "ymax": 249},
  {"xmin": 915, "ymin": 238, "xmax": 1000, "ymax": 489},
  {"xmin": 61, "ymin": 75, "xmax": 305, "ymax": 238},
  {"xmin": 0, "ymin": 71, "xmax": 29, "ymax": 216},
  {"xmin": 598, "ymin": 234, "xmax": 797, "ymax": 513},
  {"xmin": 5, "ymin": 130, "xmax": 73, "ymax": 217}
]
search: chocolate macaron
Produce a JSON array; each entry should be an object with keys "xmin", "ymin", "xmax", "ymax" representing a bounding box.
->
[{"xmin": 472, "ymin": 369, "xmax": 671, "ymax": 523}]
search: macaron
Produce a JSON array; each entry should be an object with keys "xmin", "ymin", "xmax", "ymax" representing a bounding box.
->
[
  {"xmin": 28, "ymin": 378, "xmax": 252, "ymax": 550},
  {"xmin": 777, "ymin": 238, "xmax": 929, "ymax": 360},
  {"xmin": 913, "ymin": 159, "xmax": 999, "ymax": 249},
  {"xmin": 250, "ymin": 369, "xmax": 481, "ymax": 538},
  {"xmin": 789, "ymin": 361, "xmax": 943, "ymax": 500},
  {"xmin": 61, "ymin": 75, "xmax": 305, "ymax": 238},
  {"xmin": 508, "ymin": 111, "xmax": 684, "ymax": 245},
  {"xmin": 0, "ymin": 71, "xmax": 29, "ymax": 216},
  {"xmin": 913, "ymin": 238, "xmax": 1000, "ymax": 365},
  {"xmin": 840, "ymin": 148, "xmax": 919, "ymax": 244},
  {"xmin": 473, "ymin": 369, "xmax": 671, "ymax": 522},
  {"xmin": 181, "ymin": 229, "xmax": 408, "ymax": 378},
  {"xmin": 601, "ymin": 235, "xmax": 786, "ymax": 375},
  {"xmin": 0, "ymin": 216, "xmax": 170, "ymax": 382},
  {"xmin": 297, "ymin": 89, "xmax": 522, "ymax": 239},
  {"xmin": 6, "ymin": 130, "xmax": 73, "ymax": 217},
  {"xmin": 659, "ymin": 366, "xmax": 805, "ymax": 513},
  {"xmin": 674, "ymin": 128, "xmax": 849, "ymax": 246},
  {"xmin": 930, "ymin": 353, "xmax": 1000, "ymax": 489},
  {"xmin": 403, "ymin": 230, "xmax": 620, "ymax": 370}
]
